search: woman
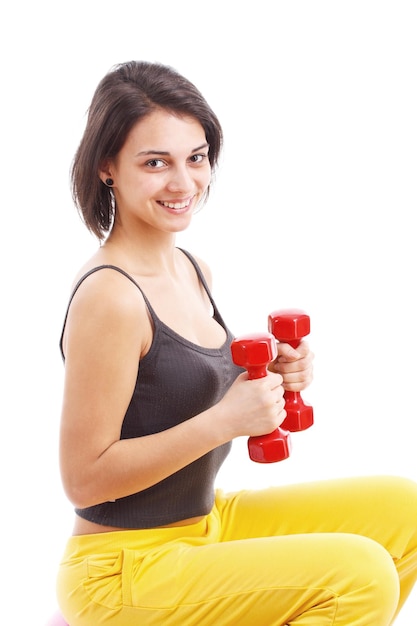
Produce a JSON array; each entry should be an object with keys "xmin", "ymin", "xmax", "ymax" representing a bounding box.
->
[{"xmin": 57, "ymin": 60, "xmax": 417, "ymax": 625}]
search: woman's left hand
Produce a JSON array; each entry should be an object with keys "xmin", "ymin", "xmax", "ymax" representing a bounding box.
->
[{"xmin": 270, "ymin": 340, "xmax": 314, "ymax": 392}]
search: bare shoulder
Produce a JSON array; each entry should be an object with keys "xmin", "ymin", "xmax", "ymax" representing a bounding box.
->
[
  {"xmin": 63, "ymin": 264, "xmax": 151, "ymax": 357},
  {"xmin": 72, "ymin": 265, "xmax": 146, "ymax": 315}
]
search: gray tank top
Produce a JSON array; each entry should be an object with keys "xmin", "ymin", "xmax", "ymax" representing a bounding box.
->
[{"xmin": 60, "ymin": 249, "xmax": 242, "ymax": 528}]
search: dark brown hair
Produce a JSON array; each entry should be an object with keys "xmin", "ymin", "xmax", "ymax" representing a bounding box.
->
[{"xmin": 71, "ymin": 61, "xmax": 223, "ymax": 240}]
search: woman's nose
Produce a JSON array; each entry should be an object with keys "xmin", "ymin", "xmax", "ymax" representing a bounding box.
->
[{"xmin": 166, "ymin": 165, "xmax": 193, "ymax": 192}]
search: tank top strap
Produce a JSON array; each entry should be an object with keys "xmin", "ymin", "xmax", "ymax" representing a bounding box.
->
[
  {"xmin": 177, "ymin": 248, "xmax": 226, "ymax": 327},
  {"xmin": 59, "ymin": 249, "xmax": 223, "ymax": 359},
  {"xmin": 59, "ymin": 264, "xmax": 157, "ymax": 359}
]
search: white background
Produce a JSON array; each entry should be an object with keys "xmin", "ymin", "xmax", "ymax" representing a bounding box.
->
[{"xmin": 1, "ymin": 1, "xmax": 416, "ymax": 623}]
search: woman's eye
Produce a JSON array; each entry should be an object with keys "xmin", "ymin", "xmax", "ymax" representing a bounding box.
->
[
  {"xmin": 146, "ymin": 159, "xmax": 165, "ymax": 168},
  {"xmin": 189, "ymin": 154, "xmax": 207, "ymax": 164}
]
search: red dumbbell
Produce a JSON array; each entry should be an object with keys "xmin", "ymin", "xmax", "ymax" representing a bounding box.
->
[
  {"xmin": 268, "ymin": 309, "xmax": 313, "ymax": 432},
  {"xmin": 230, "ymin": 332, "xmax": 292, "ymax": 463}
]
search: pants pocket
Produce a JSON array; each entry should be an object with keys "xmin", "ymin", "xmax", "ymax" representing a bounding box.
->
[{"xmin": 84, "ymin": 549, "xmax": 135, "ymax": 609}]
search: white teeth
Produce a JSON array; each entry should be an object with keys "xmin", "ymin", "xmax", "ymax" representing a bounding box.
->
[{"xmin": 161, "ymin": 201, "xmax": 189, "ymax": 209}]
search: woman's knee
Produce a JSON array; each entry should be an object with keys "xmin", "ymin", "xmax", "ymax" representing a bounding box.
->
[
  {"xmin": 381, "ymin": 475, "xmax": 417, "ymax": 507},
  {"xmin": 338, "ymin": 534, "xmax": 400, "ymax": 620}
]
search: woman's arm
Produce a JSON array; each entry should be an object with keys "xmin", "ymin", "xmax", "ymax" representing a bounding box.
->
[{"xmin": 59, "ymin": 269, "xmax": 286, "ymax": 509}]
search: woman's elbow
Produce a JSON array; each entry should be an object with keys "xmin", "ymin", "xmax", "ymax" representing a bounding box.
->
[{"xmin": 61, "ymin": 471, "xmax": 102, "ymax": 510}]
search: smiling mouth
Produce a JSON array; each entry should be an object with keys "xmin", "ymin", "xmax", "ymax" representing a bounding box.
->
[{"xmin": 159, "ymin": 198, "xmax": 193, "ymax": 210}]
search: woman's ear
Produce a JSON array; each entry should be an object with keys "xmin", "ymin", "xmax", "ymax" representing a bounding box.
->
[{"xmin": 98, "ymin": 161, "xmax": 114, "ymax": 186}]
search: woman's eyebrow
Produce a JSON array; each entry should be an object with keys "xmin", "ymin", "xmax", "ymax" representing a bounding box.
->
[
  {"xmin": 136, "ymin": 143, "xmax": 209, "ymax": 157},
  {"xmin": 191, "ymin": 142, "xmax": 209, "ymax": 153}
]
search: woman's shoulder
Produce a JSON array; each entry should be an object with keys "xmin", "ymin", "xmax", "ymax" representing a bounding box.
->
[
  {"xmin": 70, "ymin": 247, "xmax": 120, "ymax": 286},
  {"xmin": 62, "ymin": 259, "xmax": 152, "ymax": 359},
  {"xmin": 67, "ymin": 255, "xmax": 148, "ymax": 324}
]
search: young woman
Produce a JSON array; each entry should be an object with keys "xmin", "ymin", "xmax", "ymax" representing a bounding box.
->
[{"xmin": 57, "ymin": 60, "xmax": 417, "ymax": 625}]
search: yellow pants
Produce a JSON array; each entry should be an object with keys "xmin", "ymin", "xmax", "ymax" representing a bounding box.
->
[{"xmin": 57, "ymin": 476, "xmax": 417, "ymax": 625}]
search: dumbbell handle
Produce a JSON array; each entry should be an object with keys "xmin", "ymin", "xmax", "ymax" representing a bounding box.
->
[
  {"xmin": 268, "ymin": 309, "xmax": 314, "ymax": 432},
  {"xmin": 230, "ymin": 332, "xmax": 291, "ymax": 463}
]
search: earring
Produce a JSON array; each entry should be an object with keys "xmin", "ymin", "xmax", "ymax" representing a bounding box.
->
[{"xmin": 105, "ymin": 178, "xmax": 114, "ymax": 187}]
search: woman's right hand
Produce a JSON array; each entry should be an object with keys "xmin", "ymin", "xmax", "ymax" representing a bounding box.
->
[{"xmin": 216, "ymin": 371, "xmax": 287, "ymax": 440}]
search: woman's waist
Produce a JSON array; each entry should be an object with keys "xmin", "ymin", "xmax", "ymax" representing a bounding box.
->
[{"xmin": 72, "ymin": 514, "xmax": 206, "ymax": 536}]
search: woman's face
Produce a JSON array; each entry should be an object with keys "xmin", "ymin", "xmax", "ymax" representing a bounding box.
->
[{"xmin": 102, "ymin": 109, "xmax": 211, "ymax": 235}]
